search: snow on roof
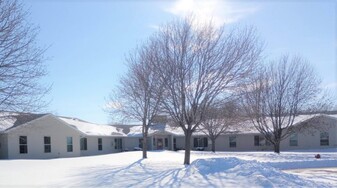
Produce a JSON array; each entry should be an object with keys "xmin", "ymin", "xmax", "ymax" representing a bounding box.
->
[
  {"xmin": 0, "ymin": 116, "xmax": 17, "ymax": 132},
  {"xmin": 231, "ymin": 114, "xmax": 329, "ymax": 134},
  {"xmin": 58, "ymin": 117, "xmax": 125, "ymax": 137},
  {"xmin": 0, "ymin": 112, "xmax": 47, "ymax": 132},
  {"xmin": 1, "ymin": 112, "xmax": 336, "ymax": 136},
  {"xmin": 126, "ymin": 124, "xmax": 185, "ymax": 137},
  {"xmin": 327, "ymin": 114, "xmax": 337, "ymax": 120},
  {"xmin": 123, "ymin": 113, "xmax": 337, "ymax": 136}
]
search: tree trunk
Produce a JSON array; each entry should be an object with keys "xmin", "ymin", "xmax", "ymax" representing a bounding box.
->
[
  {"xmin": 184, "ymin": 131, "xmax": 192, "ymax": 165},
  {"xmin": 273, "ymin": 141, "xmax": 280, "ymax": 154},
  {"xmin": 142, "ymin": 132, "xmax": 148, "ymax": 159},
  {"xmin": 211, "ymin": 139, "xmax": 216, "ymax": 153}
]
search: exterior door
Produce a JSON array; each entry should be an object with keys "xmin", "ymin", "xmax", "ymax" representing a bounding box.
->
[{"xmin": 157, "ymin": 138, "xmax": 163, "ymax": 150}]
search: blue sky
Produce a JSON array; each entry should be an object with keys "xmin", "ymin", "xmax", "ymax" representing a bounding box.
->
[{"xmin": 25, "ymin": 0, "xmax": 337, "ymax": 124}]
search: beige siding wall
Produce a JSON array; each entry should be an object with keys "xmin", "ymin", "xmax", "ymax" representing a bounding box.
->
[
  {"xmin": 213, "ymin": 134, "xmax": 273, "ymax": 151},
  {"xmin": 2, "ymin": 115, "xmax": 336, "ymax": 159},
  {"xmin": 174, "ymin": 136, "xmax": 184, "ymax": 150},
  {"xmin": 80, "ymin": 136, "xmax": 122, "ymax": 156},
  {"xmin": 124, "ymin": 137, "xmax": 154, "ymax": 151},
  {"xmin": 281, "ymin": 118, "xmax": 337, "ymax": 150},
  {"xmin": 124, "ymin": 137, "xmax": 140, "ymax": 151},
  {"xmin": 6, "ymin": 115, "xmax": 82, "ymax": 159}
]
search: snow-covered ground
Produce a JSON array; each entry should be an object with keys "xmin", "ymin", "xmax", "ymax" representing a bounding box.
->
[{"xmin": 0, "ymin": 149, "xmax": 336, "ymax": 187}]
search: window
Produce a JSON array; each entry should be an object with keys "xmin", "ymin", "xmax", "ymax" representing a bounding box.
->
[
  {"xmin": 80, "ymin": 137, "xmax": 87, "ymax": 150},
  {"xmin": 115, "ymin": 138, "xmax": 122, "ymax": 150},
  {"xmin": 165, "ymin": 138, "xmax": 168, "ymax": 147},
  {"xmin": 173, "ymin": 138, "xmax": 176, "ymax": 150},
  {"xmin": 67, "ymin": 137, "xmax": 73, "ymax": 152},
  {"xmin": 254, "ymin": 135, "xmax": 260, "ymax": 146},
  {"xmin": 229, "ymin": 136, "xmax": 236, "ymax": 148},
  {"xmin": 289, "ymin": 133, "xmax": 298, "ymax": 146},
  {"xmin": 19, "ymin": 136, "xmax": 28, "ymax": 154},
  {"xmin": 153, "ymin": 138, "xmax": 155, "ymax": 146},
  {"xmin": 254, "ymin": 135, "xmax": 265, "ymax": 146},
  {"xmin": 320, "ymin": 132, "xmax": 329, "ymax": 146},
  {"xmin": 98, "ymin": 138, "xmax": 103, "ymax": 151},
  {"xmin": 193, "ymin": 137, "xmax": 208, "ymax": 148},
  {"xmin": 44, "ymin": 136, "xmax": 51, "ymax": 153},
  {"xmin": 139, "ymin": 138, "xmax": 143, "ymax": 148}
]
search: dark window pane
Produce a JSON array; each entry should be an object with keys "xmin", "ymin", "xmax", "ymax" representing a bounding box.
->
[
  {"xmin": 67, "ymin": 145, "xmax": 73, "ymax": 152},
  {"xmin": 320, "ymin": 132, "xmax": 329, "ymax": 146},
  {"xmin": 98, "ymin": 145, "xmax": 102, "ymax": 150},
  {"xmin": 173, "ymin": 138, "xmax": 176, "ymax": 150},
  {"xmin": 203, "ymin": 137, "xmax": 208, "ymax": 147},
  {"xmin": 20, "ymin": 145, "xmax": 27, "ymax": 154},
  {"xmin": 67, "ymin": 137, "xmax": 72, "ymax": 145},
  {"xmin": 254, "ymin": 136, "xmax": 260, "ymax": 146},
  {"xmin": 44, "ymin": 137, "xmax": 51, "ymax": 144},
  {"xmin": 80, "ymin": 138, "xmax": 87, "ymax": 150},
  {"xmin": 229, "ymin": 136, "xmax": 236, "ymax": 148},
  {"xmin": 44, "ymin": 145, "xmax": 51, "ymax": 153},
  {"xmin": 289, "ymin": 134, "xmax": 298, "ymax": 146},
  {"xmin": 139, "ymin": 138, "xmax": 143, "ymax": 148},
  {"xmin": 165, "ymin": 138, "xmax": 168, "ymax": 147},
  {"xmin": 115, "ymin": 138, "xmax": 122, "ymax": 150},
  {"xmin": 194, "ymin": 138, "xmax": 198, "ymax": 147},
  {"xmin": 19, "ymin": 136, "xmax": 27, "ymax": 144}
]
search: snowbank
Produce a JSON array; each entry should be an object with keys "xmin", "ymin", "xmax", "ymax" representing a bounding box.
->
[
  {"xmin": 189, "ymin": 157, "xmax": 326, "ymax": 187},
  {"xmin": 0, "ymin": 150, "xmax": 336, "ymax": 187}
]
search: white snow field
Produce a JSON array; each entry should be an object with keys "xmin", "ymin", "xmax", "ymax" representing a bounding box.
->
[{"xmin": 0, "ymin": 149, "xmax": 336, "ymax": 187}]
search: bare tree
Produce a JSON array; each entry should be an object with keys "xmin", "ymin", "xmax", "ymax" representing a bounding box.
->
[
  {"xmin": 0, "ymin": 0, "xmax": 48, "ymax": 115},
  {"xmin": 240, "ymin": 55, "xmax": 329, "ymax": 153},
  {"xmin": 199, "ymin": 101, "xmax": 239, "ymax": 152},
  {"xmin": 108, "ymin": 41, "xmax": 163, "ymax": 159},
  {"xmin": 152, "ymin": 17, "xmax": 263, "ymax": 164}
]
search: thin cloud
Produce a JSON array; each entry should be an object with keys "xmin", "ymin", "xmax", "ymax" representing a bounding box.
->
[
  {"xmin": 149, "ymin": 24, "xmax": 160, "ymax": 30},
  {"xmin": 322, "ymin": 82, "xmax": 337, "ymax": 89},
  {"xmin": 166, "ymin": 0, "xmax": 260, "ymax": 26}
]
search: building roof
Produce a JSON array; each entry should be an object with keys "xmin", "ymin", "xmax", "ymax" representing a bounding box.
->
[
  {"xmin": 0, "ymin": 112, "xmax": 48, "ymax": 132},
  {"xmin": 0, "ymin": 112, "xmax": 125, "ymax": 136},
  {"xmin": 58, "ymin": 117, "xmax": 125, "ymax": 136},
  {"xmin": 125, "ymin": 124, "xmax": 185, "ymax": 137},
  {"xmin": 1, "ymin": 112, "xmax": 336, "ymax": 137},
  {"xmin": 119, "ymin": 113, "xmax": 337, "ymax": 136}
]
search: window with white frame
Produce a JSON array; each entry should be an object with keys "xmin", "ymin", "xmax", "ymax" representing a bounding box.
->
[
  {"xmin": 254, "ymin": 135, "xmax": 265, "ymax": 146},
  {"xmin": 67, "ymin": 137, "xmax": 73, "ymax": 152},
  {"xmin": 44, "ymin": 136, "xmax": 51, "ymax": 153},
  {"xmin": 254, "ymin": 135, "xmax": 260, "ymax": 146},
  {"xmin": 320, "ymin": 132, "xmax": 329, "ymax": 146},
  {"xmin": 98, "ymin": 138, "xmax": 103, "ymax": 151},
  {"xmin": 193, "ymin": 137, "xmax": 208, "ymax": 148},
  {"xmin": 115, "ymin": 138, "xmax": 122, "ymax": 150},
  {"xmin": 19, "ymin": 136, "xmax": 28, "ymax": 154},
  {"xmin": 139, "ymin": 138, "xmax": 143, "ymax": 148},
  {"xmin": 289, "ymin": 133, "xmax": 298, "ymax": 146},
  {"xmin": 80, "ymin": 137, "xmax": 87, "ymax": 150},
  {"xmin": 165, "ymin": 138, "xmax": 168, "ymax": 147},
  {"xmin": 229, "ymin": 136, "xmax": 236, "ymax": 148}
]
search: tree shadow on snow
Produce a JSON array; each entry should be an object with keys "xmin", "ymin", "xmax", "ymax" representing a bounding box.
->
[{"xmin": 67, "ymin": 158, "xmax": 197, "ymax": 187}]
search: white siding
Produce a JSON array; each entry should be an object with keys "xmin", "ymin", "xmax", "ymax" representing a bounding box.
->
[
  {"xmin": 80, "ymin": 136, "xmax": 121, "ymax": 156},
  {"xmin": 281, "ymin": 117, "xmax": 337, "ymax": 150},
  {"xmin": 6, "ymin": 115, "xmax": 82, "ymax": 159}
]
